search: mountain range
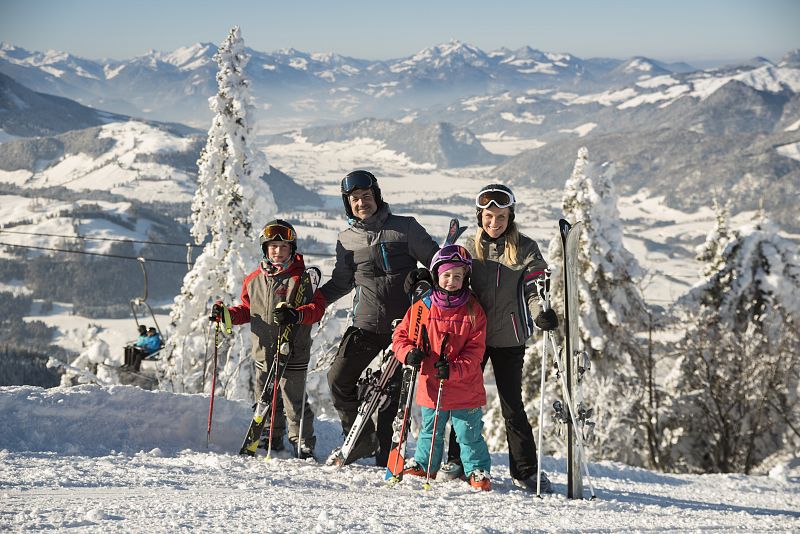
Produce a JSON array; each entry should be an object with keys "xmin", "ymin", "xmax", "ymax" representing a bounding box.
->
[
  {"xmin": 0, "ymin": 40, "xmax": 759, "ymax": 129},
  {"xmin": 1, "ymin": 39, "xmax": 799, "ymax": 229}
]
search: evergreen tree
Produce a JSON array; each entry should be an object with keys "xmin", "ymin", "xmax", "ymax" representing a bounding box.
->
[
  {"xmin": 670, "ymin": 219, "xmax": 800, "ymax": 473},
  {"xmin": 696, "ymin": 199, "xmax": 732, "ymax": 277},
  {"xmin": 162, "ymin": 27, "xmax": 275, "ymax": 401},
  {"xmin": 545, "ymin": 147, "xmax": 658, "ymax": 467}
]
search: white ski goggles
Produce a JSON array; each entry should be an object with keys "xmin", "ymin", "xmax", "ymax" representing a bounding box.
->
[{"xmin": 476, "ymin": 189, "xmax": 515, "ymax": 209}]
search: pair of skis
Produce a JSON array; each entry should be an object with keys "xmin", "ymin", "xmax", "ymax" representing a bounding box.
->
[
  {"xmin": 239, "ymin": 267, "xmax": 321, "ymax": 457},
  {"xmin": 324, "ymin": 348, "xmax": 402, "ymax": 466},
  {"xmin": 536, "ymin": 220, "xmax": 595, "ymax": 499}
]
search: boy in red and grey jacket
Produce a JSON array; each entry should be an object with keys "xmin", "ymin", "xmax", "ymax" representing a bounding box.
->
[{"xmin": 212, "ymin": 220, "xmax": 316, "ymax": 459}]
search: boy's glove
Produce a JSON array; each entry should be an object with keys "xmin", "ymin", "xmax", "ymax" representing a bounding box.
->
[
  {"xmin": 210, "ymin": 301, "xmax": 226, "ymax": 322},
  {"xmin": 434, "ymin": 358, "xmax": 450, "ymax": 380},
  {"xmin": 406, "ymin": 348, "xmax": 427, "ymax": 367},
  {"xmin": 273, "ymin": 302, "xmax": 301, "ymax": 325},
  {"xmin": 534, "ymin": 308, "xmax": 558, "ymax": 331},
  {"xmin": 404, "ymin": 268, "xmax": 433, "ymax": 295}
]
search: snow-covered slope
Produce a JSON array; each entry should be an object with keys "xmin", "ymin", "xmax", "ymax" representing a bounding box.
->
[
  {"xmin": 0, "ymin": 121, "xmax": 199, "ymax": 202},
  {"xmin": 1, "ymin": 385, "xmax": 798, "ymax": 532}
]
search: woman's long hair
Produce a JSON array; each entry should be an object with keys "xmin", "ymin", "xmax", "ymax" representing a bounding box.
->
[{"xmin": 473, "ymin": 222, "xmax": 520, "ymax": 265}]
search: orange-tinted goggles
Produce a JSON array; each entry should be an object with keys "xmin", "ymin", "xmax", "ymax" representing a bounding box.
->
[{"xmin": 262, "ymin": 224, "xmax": 295, "ymax": 242}]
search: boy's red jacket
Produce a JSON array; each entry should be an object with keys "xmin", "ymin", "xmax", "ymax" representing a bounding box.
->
[
  {"xmin": 227, "ymin": 253, "xmax": 307, "ymax": 325},
  {"xmin": 391, "ymin": 294, "xmax": 487, "ymax": 411}
]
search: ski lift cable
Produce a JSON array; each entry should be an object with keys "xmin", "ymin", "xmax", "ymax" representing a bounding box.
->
[
  {"xmin": 0, "ymin": 228, "xmax": 202, "ymax": 248},
  {"xmin": 0, "ymin": 228, "xmax": 338, "ymax": 258},
  {"xmin": 0, "ymin": 241, "xmax": 192, "ymax": 265}
]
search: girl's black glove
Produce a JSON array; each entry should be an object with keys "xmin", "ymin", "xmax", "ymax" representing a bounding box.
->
[
  {"xmin": 434, "ymin": 358, "xmax": 450, "ymax": 380},
  {"xmin": 406, "ymin": 348, "xmax": 426, "ymax": 366}
]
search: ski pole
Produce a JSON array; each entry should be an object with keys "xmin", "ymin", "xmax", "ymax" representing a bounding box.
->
[
  {"xmin": 207, "ymin": 320, "xmax": 220, "ymax": 448},
  {"xmin": 297, "ymin": 367, "xmax": 309, "ymax": 458},
  {"xmin": 202, "ymin": 321, "xmax": 212, "ymax": 392},
  {"xmin": 424, "ymin": 334, "xmax": 449, "ymax": 491},
  {"xmin": 424, "ymin": 378, "xmax": 445, "ymax": 491},
  {"xmin": 535, "ymin": 274, "xmax": 550, "ymax": 497},
  {"xmin": 266, "ymin": 338, "xmax": 290, "ymax": 460}
]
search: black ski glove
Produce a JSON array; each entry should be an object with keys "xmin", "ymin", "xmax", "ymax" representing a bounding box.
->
[
  {"xmin": 274, "ymin": 302, "xmax": 302, "ymax": 325},
  {"xmin": 434, "ymin": 358, "xmax": 450, "ymax": 380},
  {"xmin": 534, "ymin": 308, "xmax": 558, "ymax": 331},
  {"xmin": 404, "ymin": 267, "xmax": 433, "ymax": 295},
  {"xmin": 210, "ymin": 301, "xmax": 226, "ymax": 323},
  {"xmin": 406, "ymin": 348, "xmax": 427, "ymax": 367}
]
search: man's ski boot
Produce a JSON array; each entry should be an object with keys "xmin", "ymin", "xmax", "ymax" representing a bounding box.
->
[
  {"xmin": 512, "ymin": 472, "xmax": 553, "ymax": 494},
  {"xmin": 325, "ymin": 433, "xmax": 378, "ymax": 466}
]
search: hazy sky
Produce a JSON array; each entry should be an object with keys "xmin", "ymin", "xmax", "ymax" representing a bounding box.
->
[{"xmin": 1, "ymin": 0, "xmax": 798, "ymax": 64}]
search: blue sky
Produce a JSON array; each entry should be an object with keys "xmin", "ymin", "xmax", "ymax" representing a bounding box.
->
[{"xmin": 1, "ymin": 0, "xmax": 798, "ymax": 64}]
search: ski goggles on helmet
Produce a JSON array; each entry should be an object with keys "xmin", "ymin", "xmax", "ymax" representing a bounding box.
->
[
  {"xmin": 261, "ymin": 223, "xmax": 295, "ymax": 242},
  {"xmin": 433, "ymin": 244, "xmax": 472, "ymax": 269},
  {"xmin": 476, "ymin": 188, "xmax": 515, "ymax": 209},
  {"xmin": 341, "ymin": 170, "xmax": 376, "ymax": 195}
]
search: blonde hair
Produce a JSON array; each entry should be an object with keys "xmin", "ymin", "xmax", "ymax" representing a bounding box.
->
[
  {"xmin": 466, "ymin": 294, "xmax": 477, "ymax": 327},
  {"xmin": 473, "ymin": 222, "xmax": 520, "ymax": 265}
]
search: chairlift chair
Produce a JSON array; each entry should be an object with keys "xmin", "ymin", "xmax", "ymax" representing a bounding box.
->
[{"xmin": 129, "ymin": 257, "xmax": 165, "ymax": 360}]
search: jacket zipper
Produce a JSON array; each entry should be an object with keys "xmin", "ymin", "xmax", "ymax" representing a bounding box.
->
[
  {"xmin": 510, "ymin": 312, "xmax": 521, "ymax": 344},
  {"xmin": 380, "ymin": 242, "xmax": 390, "ymax": 272}
]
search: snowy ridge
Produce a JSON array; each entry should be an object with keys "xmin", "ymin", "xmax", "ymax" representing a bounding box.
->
[
  {"xmin": 0, "ymin": 121, "xmax": 199, "ymax": 203},
  {"xmin": 1, "ymin": 384, "xmax": 798, "ymax": 532}
]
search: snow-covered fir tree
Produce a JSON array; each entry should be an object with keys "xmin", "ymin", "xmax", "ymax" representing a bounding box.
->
[
  {"xmin": 544, "ymin": 147, "xmax": 659, "ymax": 468},
  {"xmin": 696, "ymin": 199, "xmax": 732, "ymax": 277},
  {"xmin": 162, "ymin": 26, "xmax": 275, "ymax": 401},
  {"xmin": 669, "ymin": 218, "xmax": 800, "ymax": 473}
]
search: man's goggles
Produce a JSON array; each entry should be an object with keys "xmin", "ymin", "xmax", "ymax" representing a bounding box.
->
[
  {"xmin": 341, "ymin": 171, "xmax": 376, "ymax": 195},
  {"xmin": 476, "ymin": 189, "xmax": 515, "ymax": 209},
  {"xmin": 262, "ymin": 224, "xmax": 295, "ymax": 242}
]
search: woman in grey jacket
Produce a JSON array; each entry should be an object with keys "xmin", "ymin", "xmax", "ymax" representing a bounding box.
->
[{"xmin": 441, "ymin": 184, "xmax": 558, "ymax": 493}]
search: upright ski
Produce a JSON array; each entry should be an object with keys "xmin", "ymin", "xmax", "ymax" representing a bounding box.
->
[
  {"xmin": 444, "ymin": 218, "xmax": 467, "ymax": 246},
  {"xmin": 239, "ymin": 267, "xmax": 320, "ymax": 456},
  {"xmin": 559, "ymin": 219, "xmax": 589, "ymax": 498}
]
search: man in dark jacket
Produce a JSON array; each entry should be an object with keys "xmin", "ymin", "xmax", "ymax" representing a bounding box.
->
[{"xmin": 275, "ymin": 170, "xmax": 438, "ymax": 466}]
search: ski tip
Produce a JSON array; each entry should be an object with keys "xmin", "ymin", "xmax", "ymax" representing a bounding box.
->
[{"xmin": 558, "ymin": 218, "xmax": 572, "ymax": 236}]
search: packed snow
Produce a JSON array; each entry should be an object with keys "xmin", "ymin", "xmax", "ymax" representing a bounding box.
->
[{"xmin": 1, "ymin": 385, "xmax": 798, "ymax": 533}]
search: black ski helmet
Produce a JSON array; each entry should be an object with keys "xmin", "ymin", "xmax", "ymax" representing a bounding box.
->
[
  {"xmin": 259, "ymin": 219, "xmax": 297, "ymax": 256},
  {"xmin": 475, "ymin": 183, "xmax": 516, "ymax": 227},
  {"xmin": 340, "ymin": 170, "xmax": 384, "ymax": 219}
]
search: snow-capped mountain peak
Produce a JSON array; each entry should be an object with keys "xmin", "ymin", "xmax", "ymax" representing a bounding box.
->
[
  {"xmin": 779, "ymin": 48, "xmax": 800, "ymax": 67},
  {"xmin": 622, "ymin": 57, "xmax": 657, "ymax": 73},
  {"xmin": 161, "ymin": 42, "xmax": 217, "ymax": 70}
]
